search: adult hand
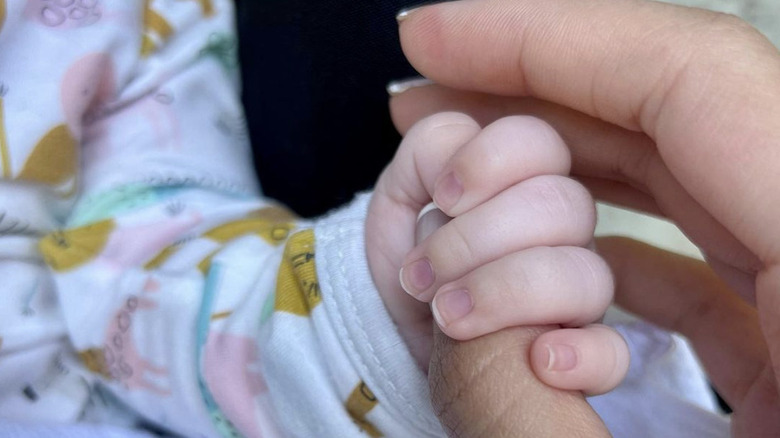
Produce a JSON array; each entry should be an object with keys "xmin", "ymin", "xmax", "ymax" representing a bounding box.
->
[
  {"xmin": 428, "ymin": 323, "xmax": 610, "ymax": 437},
  {"xmin": 392, "ymin": 0, "xmax": 780, "ymax": 435}
]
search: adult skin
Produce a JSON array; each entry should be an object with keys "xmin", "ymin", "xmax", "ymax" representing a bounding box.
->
[
  {"xmin": 428, "ymin": 324, "xmax": 610, "ymax": 437},
  {"xmin": 393, "ymin": 0, "xmax": 780, "ymax": 436}
]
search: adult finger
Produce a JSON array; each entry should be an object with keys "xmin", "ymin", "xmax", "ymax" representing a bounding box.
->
[
  {"xmin": 595, "ymin": 236, "xmax": 780, "ymax": 436},
  {"xmin": 530, "ymin": 324, "xmax": 630, "ymax": 396},
  {"xmin": 596, "ymin": 236, "xmax": 765, "ymax": 405},
  {"xmin": 400, "ymin": 0, "xmax": 780, "ymax": 387},
  {"xmin": 398, "ymin": 0, "xmax": 780, "ymax": 264},
  {"xmin": 429, "ymin": 324, "xmax": 610, "ymax": 437}
]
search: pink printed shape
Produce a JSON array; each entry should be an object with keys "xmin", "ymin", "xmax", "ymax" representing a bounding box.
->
[
  {"xmin": 90, "ymin": 89, "xmax": 182, "ymax": 152},
  {"xmin": 25, "ymin": 0, "xmax": 102, "ymax": 28},
  {"xmin": 134, "ymin": 91, "xmax": 182, "ymax": 149},
  {"xmin": 102, "ymin": 279, "xmax": 170, "ymax": 395},
  {"xmin": 100, "ymin": 211, "xmax": 202, "ymax": 268},
  {"xmin": 204, "ymin": 332, "xmax": 270, "ymax": 437},
  {"xmin": 60, "ymin": 52, "xmax": 117, "ymax": 138}
]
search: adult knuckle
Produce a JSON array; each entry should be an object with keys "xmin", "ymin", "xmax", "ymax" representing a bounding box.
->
[{"xmin": 693, "ymin": 11, "xmax": 773, "ymax": 71}]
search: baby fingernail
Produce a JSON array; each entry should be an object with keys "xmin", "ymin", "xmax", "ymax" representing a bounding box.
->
[
  {"xmin": 546, "ymin": 344, "xmax": 578, "ymax": 371},
  {"xmin": 432, "ymin": 289, "xmax": 473, "ymax": 327},
  {"xmin": 434, "ymin": 172, "xmax": 463, "ymax": 212},
  {"xmin": 400, "ymin": 258, "xmax": 435, "ymax": 296}
]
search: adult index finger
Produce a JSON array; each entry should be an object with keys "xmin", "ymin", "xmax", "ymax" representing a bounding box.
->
[
  {"xmin": 398, "ymin": 0, "xmax": 780, "ymax": 263},
  {"xmin": 429, "ymin": 324, "xmax": 611, "ymax": 437}
]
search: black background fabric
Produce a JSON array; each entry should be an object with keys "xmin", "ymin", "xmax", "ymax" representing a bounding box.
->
[{"xmin": 235, "ymin": 0, "xmax": 420, "ymax": 217}]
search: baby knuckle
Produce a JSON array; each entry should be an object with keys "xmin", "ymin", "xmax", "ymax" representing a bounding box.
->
[
  {"xmin": 528, "ymin": 177, "xmax": 595, "ymax": 229},
  {"xmin": 470, "ymin": 139, "xmax": 507, "ymax": 178},
  {"xmin": 445, "ymin": 219, "xmax": 480, "ymax": 264},
  {"xmin": 561, "ymin": 248, "xmax": 614, "ymax": 309}
]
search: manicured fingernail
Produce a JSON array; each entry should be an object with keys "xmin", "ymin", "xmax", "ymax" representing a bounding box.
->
[
  {"xmin": 546, "ymin": 344, "xmax": 578, "ymax": 371},
  {"xmin": 397, "ymin": 1, "xmax": 449, "ymax": 21},
  {"xmin": 396, "ymin": 5, "xmax": 421, "ymax": 21},
  {"xmin": 386, "ymin": 77, "xmax": 436, "ymax": 96},
  {"xmin": 400, "ymin": 258, "xmax": 435, "ymax": 296},
  {"xmin": 433, "ymin": 172, "xmax": 463, "ymax": 212},
  {"xmin": 432, "ymin": 289, "xmax": 472, "ymax": 327}
]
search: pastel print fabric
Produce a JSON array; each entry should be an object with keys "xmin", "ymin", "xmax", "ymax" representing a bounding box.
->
[{"xmin": 0, "ymin": 1, "xmax": 438, "ymax": 437}]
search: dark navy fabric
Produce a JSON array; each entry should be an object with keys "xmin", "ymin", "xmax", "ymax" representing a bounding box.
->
[{"xmin": 236, "ymin": 0, "xmax": 420, "ymax": 217}]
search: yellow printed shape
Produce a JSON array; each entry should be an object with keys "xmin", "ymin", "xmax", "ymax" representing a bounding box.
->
[
  {"xmin": 140, "ymin": 35, "xmax": 155, "ymax": 57},
  {"xmin": 346, "ymin": 381, "xmax": 382, "ymax": 437},
  {"xmin": 17, "ymin": 124, "xmax": 77, "ymax": 186},
  {"xmin": 141, "ymin": 0, "xmax": 174, "ymax": 57},
  {"xmin": 196, "ymin": 248, "xmax": 219, "ymax": 275},
  {"xmin": 40, "ymin": 219, "xmax": 115, "ymax": 272},
  {"xmin": 184, "ymin": 0, "xmax": 215, "ymax": 17},
  {"xmin": 143, "ymin": 244, "xmax": 178, "ymax": 270},
  {"xmin": 274, "ymin": 229, "xmax": 321, "ymax": 316},
  {"xmin": 210, "ymin": 310, "xmax": 232, "ymax": 321},
  {"xmin": 145, "ymin": 206, "xmax": 296, "ymax": 270},
  {"xmin": 0, "ymin": 0, "xmax": 5, "ymax": 33},
  {"xmin": 203, "ymin": 206, "xmax": 296, "ymax": 246},
  {"xmin": 0, "ymin": 90, "xmax": 9, "ymax": 178},
  {"xmin": 79, "ymin": 348, "xmax": 111, "ymax": 379},
  {"xmin": 142, "ymin": 0, "xmax": 215, "ymax": 57}
]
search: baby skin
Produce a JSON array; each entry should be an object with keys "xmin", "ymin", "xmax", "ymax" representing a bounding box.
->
[{"xmin": 366, "ymin": 112, "xmax": 629, "ymax": 395}]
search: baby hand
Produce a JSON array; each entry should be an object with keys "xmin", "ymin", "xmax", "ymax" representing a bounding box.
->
[{"xmin": 366, "ymin": 112, "xmax": 629, "ymax": 395}]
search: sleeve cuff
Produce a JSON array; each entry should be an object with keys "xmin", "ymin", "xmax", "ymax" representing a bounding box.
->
[{"xmin": 314, "ymin": 192, "xmax": 444, "ymax": 437}]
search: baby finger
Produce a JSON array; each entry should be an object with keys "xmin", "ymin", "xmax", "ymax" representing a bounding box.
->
[{"xmin": 431, "ymin": 246, "xmax": 614, "ymax": 340}]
